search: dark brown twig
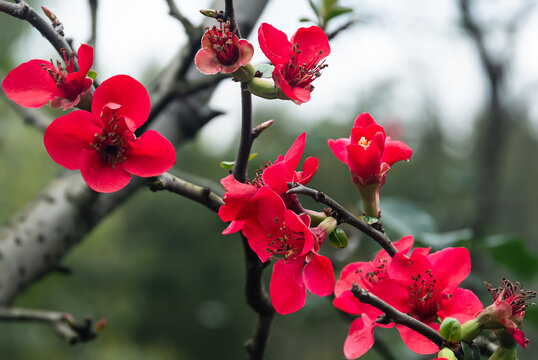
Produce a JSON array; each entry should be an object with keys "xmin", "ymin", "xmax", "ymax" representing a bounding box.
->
[
  {"xmin": 287, "ymin": 183, "xmax": 398, "ymax": 256},
  {"xmin": 0, "ymin": 0, "xmax": 74, "ymax": 59},
  {"xmin": 148, "ymin": 172, "xmax": 224, "ymax": 213},
  {"xmin": 351, "ymin": 284, "xmax": 445, "ymax": 348},
  {"xmin": 0, "ymin": 307, "xmax": 105, "ymax": 345}
]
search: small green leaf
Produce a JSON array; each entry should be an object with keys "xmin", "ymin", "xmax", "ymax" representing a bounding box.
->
[
  {"xmin": 87, "ymin": 70, "xmax": 97, "ymax": 80},
  {"xmin": 325, "ymin": 6, "xmax": 353, "ymax": 23},
  {"xmin": 220, "ymin": 161, "xmax": 234, "ymax": 170},
  {"xmin": 255, "ymin": 64, "xmax": 275, "ymax": 79},
  {"xmin": 360, "ymin": 215, "xmax": 378, "ymax": 225},
  {"xmin": 329, "ymin": 228, "xmax": 348, "ymax": 248},
  {"xmin": 308, "ymin": 0, "xmax": 320, "ymax": 17},
  {"xmin": 461, "ymin": 342, "xmax": 481, "ymax": 360}
]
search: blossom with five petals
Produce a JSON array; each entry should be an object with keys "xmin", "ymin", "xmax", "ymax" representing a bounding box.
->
[
  {"xmin": 333, "ymin": 237, "xmax": 483, "ymax": 358},
  {"xmin": 218, "ymin": 133, "xmax": 318, "ymax": 234},
  {"xmin": 195, "ymin": 21, "xmax": 254, "ymax": 75},
  {"xmin": 328, "ymin": 113, "xmax": 412, "ymax": 216},
  {"xmin": 44, "ymin": 74, "xmax": 176, "ymax": 193},
  {"xmin": 258, "ymin": 23, "xmax": 330, "ymax": 104},
  {"xmin": 2, "ymin": 44, "xmax": 94, "ymax": 109},
  {"xmin": 242, "ymin": 186, "xmax": 334, "ymax": 314}
]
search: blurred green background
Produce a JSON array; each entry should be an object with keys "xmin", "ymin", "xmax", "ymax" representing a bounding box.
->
[{"xmin": 1, "ymin": 0, "xmax": 537, "ymax": 359}]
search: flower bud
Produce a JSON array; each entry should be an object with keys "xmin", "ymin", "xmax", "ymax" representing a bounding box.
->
[
  {"xmin": 440, "ymin": 317, "xmax": 461, "ymax": 341},
  {"xmin": 437, "ymin": 347, "xmax": 458, "ymax": 360}
]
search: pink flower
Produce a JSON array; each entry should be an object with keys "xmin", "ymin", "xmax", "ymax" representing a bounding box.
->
[
  {"xmin": 2, "ymin": 44, "xmax": 94, "ymax": 109},
  {"xmin": 242, "ymin": 186, "xmax": 334, "ymax": 314},
  {"xmin": 218, "ymin": 133, "xmax": 318, "ymax": 234},
  {"xmin": 195, "ymin": 21, "xmax": 254, "ymax": 75},
  {"xmin": 474, "ymin": 279, "xmax": 535, "ymax": 348},
  {"xmin": 328, "ymin": 113, "xmax": 412, "ymax": 216},
  {"xmin": 333, "ymin": 238, "xmax": 482, "ymax": 358},
  {"xmin": 44, "ymin": 75, "xmax": 176, "ymax": 193},
  {"xmin": 258, "ymin": 23, "xmax": 330, "ymax": 104}
]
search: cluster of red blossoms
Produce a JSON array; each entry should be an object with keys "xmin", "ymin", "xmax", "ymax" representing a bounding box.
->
[{"xmin": 2, "ymin": 44, "xmax": 176, "ymax": 193}]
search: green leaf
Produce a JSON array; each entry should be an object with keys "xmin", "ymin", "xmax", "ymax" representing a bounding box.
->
[
  {"xmin": 461, "ymin": 342, "xmax": 481, "ymax": 360},
  {"xmin": 329, "ymin": 228, "xmax": 348, "ymax": 248},
  {"xmin": 325, "ymin": 6, "xmax": 353, "ymax": 23},
  {"xmin": 219, "ymin": 161, "xmax": 234, "ymax": 170},
  {"xmin": 359, "ymin": 215, "xmax": 378, "ymax": 225},
  {"xmin": 483, "ymin": 234, "xmax": 538, "ymax": 280},
  {"xmin": 308, "ymin": 0, "xmax": 320, "ymax": 17},
  {"xmin": 87, "ymin": 70, "xmax": 97, "ymax": 80},
  {"xmin": 254, "ymin": 64, "xmax": 274, "ymax": 79}
]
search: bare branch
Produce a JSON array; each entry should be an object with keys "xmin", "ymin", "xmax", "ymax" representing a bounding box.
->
[
  {"xmin": 0, "ymin": 0, "xmax": 74, "ymax": 58},
  {"xmin": 287, "ymin": 183, "xmax": 398, "ymax": 256},
  {"xmin": 148, "ymin": 172, "xmax": 224, "ymax": 213},
  {"xmin": 0, "ymin": 307, "xmax": 105, "ymax": 344},
  {"xmin": 351, "ymin": 284, "xmax": 445, "ymax": 349}
]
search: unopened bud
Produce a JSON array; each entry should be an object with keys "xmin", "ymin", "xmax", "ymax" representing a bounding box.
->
[
  {"xmin": 199, "ymin": 9, "xmax": 219, "ymax": 18},
  {"xmin": 437, "ymin": 347, "xmax": 457, "ymax": 360},
  {"xmin": 440, "ymin": 317, "xmax": 461, "ymax": 341}
]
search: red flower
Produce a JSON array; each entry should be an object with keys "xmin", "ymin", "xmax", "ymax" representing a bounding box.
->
[
  {"xmin": 2, "ymin": 44, "xmax": 94, "ymax": 109},
  {"xmin": 473, "ymin": 279, "xmax": 535, "ymax": 348},
  {"xmin": 218, "ymin": 133, "xmax": 318, "ymax": 234},
  {"xmin": 258, "ymin": 23, "xmax": 330, "ymax": 104},
  {"xmin": 328, "ymin": 113, "xmax": 412, "ymax": 216},
  {"xmin": 195, "ymin": 21, "xmax": 254, "ymax": 75},
  {"xmin": 44, "ymin": 75, "xmax": 176, "ymax": 193},
  {"xmin": 242, "ymin": 187, "xmax": 334, "ymax": 314},
  {"xmin": 333, "ymin": 238, "xmax": 482, "ymax": 358}
]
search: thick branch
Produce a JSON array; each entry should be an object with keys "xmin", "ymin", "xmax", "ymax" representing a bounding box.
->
[
  {"xmin": 0, "ymin": 307, "xmax": 105, "ymax": 344},
  {"xmin": 351, "ymin": 284, "xmax": 445, "ymax": 348},
  {"xmin": 0, "ymin": 0, "xmax": 74, "ymax": 58},
  {"xmin": 287, "ymin": 183, "xmax": 398, "ymax": 256},
  {"xmin": 148, "ymin": 172, "xmax": 224, "ymax": 213}
]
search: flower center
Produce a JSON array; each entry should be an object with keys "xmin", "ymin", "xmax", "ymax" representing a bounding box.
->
[
  {"xmin": 265, "ymin": 219, "xmax": 304, "ymax": 261},
  {"xmin": 282, "ymin": 44, "xmax": 328, "ymax": 89},
  {"xmin": 487, "ymin": 279, "xmax": 536, "ymax": 317},
  {"xmin": 41, "ymin": 49, "xmax": 80, "ymax": 100},
  {"xmin": 90, "ymin": 107, "xmax": 128, "ymax": 168},
  {"xmin": 206, "ymin": 21, "xmax": 239, "ymax": 65},
  {"xmin": 358, "ymin": 136, "xmax": 371, "ymax": 149},
  {"xmin": 408, "ymin": 270, "xmax": 439, "ymax": 321}
]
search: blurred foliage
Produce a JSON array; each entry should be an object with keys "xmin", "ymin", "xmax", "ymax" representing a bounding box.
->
[{"xmin": 0, "ymin": 0, "xmax": 537, "ymax": 359}]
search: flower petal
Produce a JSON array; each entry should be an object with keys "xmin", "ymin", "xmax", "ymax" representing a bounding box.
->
[
  {"xmin": 91, "ymin": 75, "xmax": 150, "ymax": 130},
  {"xmin": 343, "ymin": 316, "xmax": 377, "ymax": 359},
  {"xmin": 44, "ymin": 110, "xmax": 101, "ymax": 170},
  {"xmin": 290, "ymin": 25, "xmax": 330, "ymax": 64},
  {"xmin": 428, "ymin": 247, "xmax": 471, "ymax": 289},
  {"xmin": 270, "ymin": 259, "xmax": 306, "ymax": 314},
  {"xmin": 303, "ymin": 253, "xmax": 334, "ymax": 296},
  {"xmin": 258, "ymin": 23, "xmax": 293, "ymax": 65},
  {"xmin": 195, "ymin": 48, "xmax": 221, "ymax": 75},
  {"xmin": 396, "ymin": 324, "xmax": 439, "ymax": 355},
  {"xmin": 382, "ymin": 138, "xmax": 413, "ymax": 167},
  {"xmin": 79, "ymin": 148, "xmax": 132, "ymax": 193},
  {"xmin": 2, "ymin": 60, "xmax": 59, "ymax": 107},
  {"xmin": 122, "ymin": 130, "xmax": 176, "ymax": 177}
]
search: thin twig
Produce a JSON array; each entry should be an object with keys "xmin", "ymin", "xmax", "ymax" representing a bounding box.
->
[
  {"xmin": 0, "ymin": 307, "xmax": 105, "ymax": 345},
  {"xmin": 87, "ymin": 0, "xmax": 98, "ymax": 49},
  {"xmin": 287, "ymin": 183, "xmax": 398, "ymax": 256},
  {"xmin": 164, "ymin": 0, "xmax": 197, "ymax": 38},
  {"xmin": 351, "ymin": 284, "xmax": 445, "ymax": 349},
  {"xmin": 0, "ymin": 0, "xmax": 74, "ymax": 59},
  {"xmin": 148, "ymin": 172, "xmax": 224, "ymax": 213}
]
